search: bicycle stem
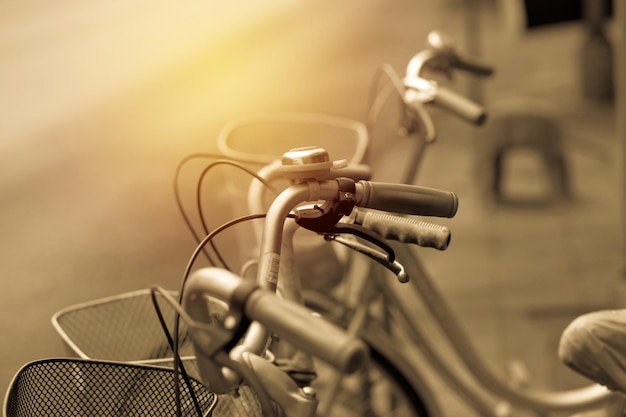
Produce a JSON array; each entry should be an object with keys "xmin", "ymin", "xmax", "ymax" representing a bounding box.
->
[
  {"xmin": 256, "ymin": 181, "xmax": 341, "ymax": 291},
  {"xmin": 238, "ymin": 179, "xmax": 349, "ymax": 357}
]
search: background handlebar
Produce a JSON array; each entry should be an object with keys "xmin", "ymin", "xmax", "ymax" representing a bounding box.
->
[
  {"xmin": 450, "ymin": 56, "xmax": 494, "ymax": 77},
  {"xmin": 404, "ymin": 77, "xmax": 486, "ymax": 125},
  {"xmin": 356, "ymin": 181, "xmax": 458, "ymax": 218},
  {"xmin": 433, "ymin": 85, "xmax": 487, "ymax": 125}
]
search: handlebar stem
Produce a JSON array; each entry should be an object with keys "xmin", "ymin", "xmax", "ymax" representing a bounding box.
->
[
  {"xmin": 256, "ymin": 180, "xmax": 341, "ymax": 291},
  {"xmin": 240, "ymin": 179, "xmax": 344, "ymax": 359}
]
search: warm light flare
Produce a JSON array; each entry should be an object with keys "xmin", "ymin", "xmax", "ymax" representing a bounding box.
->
[{"xmin": 0, "ymin": 0, "xmax": 306, "ymax": 145}]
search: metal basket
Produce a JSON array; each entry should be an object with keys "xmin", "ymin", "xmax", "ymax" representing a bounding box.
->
[
  {"xmin": 46, "ymin": 290, "xmax": 265, "ymax": 417},
  {"xmin": 4, "ymin": 358, "xmax": 217, "ymax": 417},
  {"xmin": 51, "ymin": 289, "xmax": 198, "ymax": 376}
]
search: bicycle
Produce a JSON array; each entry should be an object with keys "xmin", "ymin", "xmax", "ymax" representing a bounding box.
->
[{"xmin": 3, "ymin": 141, "xmax": 461, "ymax": 417}]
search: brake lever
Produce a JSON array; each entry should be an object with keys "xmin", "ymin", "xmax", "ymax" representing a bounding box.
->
[
  {"xmin": 293, "ymin": 176, "xmax": 398, "ymax": 263},
  {"xmin": 293, "ymin": 182, "xmax": 397, "ymax": 265},
  {"xmin": 327, "ymin": 223, "xmax": 396, "ymax": 263},
  {"xmin": 327, "ymin": 235, "xmax": 409, "ymax": 283}
]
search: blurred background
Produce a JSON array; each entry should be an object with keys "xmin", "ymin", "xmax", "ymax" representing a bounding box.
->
[{"xmin": 1, "ymin": 0, "xmax": 625, "ymax": 415}]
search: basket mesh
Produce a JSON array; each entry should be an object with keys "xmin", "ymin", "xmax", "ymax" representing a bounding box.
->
[
  {"xmin": 4, "ymin": 359, "xmax": 216, "ymax": 417},
  {"xmin": 53, "ymin": 290, "xmax": 194, "ymax": 362},
  {"xmin": 48, "ymin": 293, "xmax": 264, "ymax": 417}
]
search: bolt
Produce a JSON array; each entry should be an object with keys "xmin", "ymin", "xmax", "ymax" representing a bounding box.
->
[
  {"xmin": 301, "ymin": 386, "xmax": 317, "ymax": 400},
  {"xmin": 223, "ymin": 315, "xmax": 237, "ymax": 330}
]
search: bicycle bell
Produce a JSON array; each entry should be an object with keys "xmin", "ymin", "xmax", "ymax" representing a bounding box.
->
[{"xmin": 280, "ymin": 147, "xmax": 347, "ymax": 180}]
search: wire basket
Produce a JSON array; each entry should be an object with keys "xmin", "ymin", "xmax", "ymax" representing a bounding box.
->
[
  {"xmin": 4, "ymin": 358, "xmax": 217, "ymax": 417},
  {"xmin": 215, "ymin": 112, "xmax": 368, "ymax": 166},
  {"xmin": 51, "ymin": 289, "xmax": 198, "ymax": 376}
]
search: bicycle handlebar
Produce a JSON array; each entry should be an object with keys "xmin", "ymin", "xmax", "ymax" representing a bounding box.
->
[
  {"xmin": 450, "ymin": 56, "xmax": 494, "ymax": 77},
  {"xmin": 245, "ymin": 281, "xmax": 368, "ymax": 373},
  {"xmin": 401, "ymin": 30, "xmax": 492, "ymax": 132},
  {"xmin": 432, "ymin": 85, "xmax": 487, "ymax": 125},
  {"xmin": 186, "ymin": 149, "xmax": 458, "ymax": 391},
  {"xmin": 354, "ymin": 209, "xmax": 451, "ymax": 250},
  {"xmin": 184, "ymin": 267, "xmax": 369, "ymax": 374},
  {"xmin": 257, "ymin": 177, "xmax": 457, "ymax": 286},
  {"xmin": 404, "ymin": 77, "xmax": 486, "ymax": 125},
  {"xmin": 355, "ymin": 181, "xmax": 458, "ymax": 218},
  {"xmin": 410, "ymin": 30, "xmax": 495, "ymax": 79}
]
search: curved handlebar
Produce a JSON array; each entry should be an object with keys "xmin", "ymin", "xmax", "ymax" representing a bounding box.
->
[
  {"xmin": 402, "ymin": 30, "xmax": 492, "ymax": 131},
  {"xmin": 184, "ymin": 267, "xmax": 369, "ymax": 374},
  {"xmin": 231, "ymin": 175, "xmax": 458, "ymax": 373},
  {"xmin": 407, "ymin": 30, "xmax": 495, "ymax": 80},
  {"xmin": 404, "ymin": 77, "xmax": 486, "ymax": 125},
  {"xmin": 257, "ymin": 179, "xmax": 457, "ymax": 288}
]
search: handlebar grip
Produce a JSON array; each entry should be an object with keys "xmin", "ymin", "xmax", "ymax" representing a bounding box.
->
[
  {"xmin": 356, "ymin": 210, "xmax": 451, "ymax": 250},
  {"xmin": 451, "ymin": 57, "xmax": 494, "ymax": 77},
  {"xmin": 245, "ymin": 288, "xmax": 368, "ymax": 373},
  {"xmin": 356, "ymin": 181, "xmax": 458, "ymax": 218},
  {"xmin": 433, "ymin": 85, "xmax": 487, "ymax": 125}
]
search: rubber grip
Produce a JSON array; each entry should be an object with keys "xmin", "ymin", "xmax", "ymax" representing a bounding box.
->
[
  {"xmin": 357, "ymin": 181, "xmax": 458, "ymax": 218},
  {"xmin": 356, "ymin": 210, "xmax": 451, "ymax": 250},
  {"xmin": 451, "ymin": 57, "xmax": 494, "ymax": 77},
  {"xmin": 244, "ymin": 289, "xmax": 368, "ymax": 373},
  {"xmin": 433, "ymin": 86, "xmax": 487, "ymax": 125}
]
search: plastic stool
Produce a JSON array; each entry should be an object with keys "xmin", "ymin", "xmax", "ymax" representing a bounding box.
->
[{"xmin": 482, "ymin": 99, "xmax": 571, "ymax": 204}]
